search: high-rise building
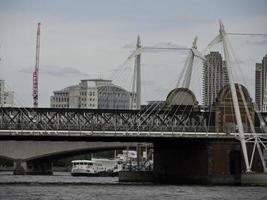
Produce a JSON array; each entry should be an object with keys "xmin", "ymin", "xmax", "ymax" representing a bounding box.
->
[
  {"xmin": 255, "ymin": 63, "xmax": 263, "ymax": 110},
  {"xmin": 202, "ymin": 52, "xmax": 229, "ymax": 107},
  {"xmin": 0, "ymin": 80, "xmax": 15, "ymax": 107},
  {"xmin": 255, "ymin": 55, "xmax": 267, "ymax": 111},
  {"xmin": 50, "ymin": 79, "xmax": 136, "ymax": 109},
  {"xmin": 0, "ymin": 80, "xmax": 4, "ymax": 106}
]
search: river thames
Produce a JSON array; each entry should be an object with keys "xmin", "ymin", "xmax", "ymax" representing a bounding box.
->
[{"xmin": 0, "ymin": 172, "xmax": 267, "ymax": 200}]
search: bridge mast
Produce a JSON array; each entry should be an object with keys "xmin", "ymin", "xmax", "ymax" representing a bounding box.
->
[
  {"xmin": 182, "ymin": 37, "xmax": 197, "ymax": 88},
  {"xmin": 135, "ymin": 35, "xmax": 141, "ymax": 109},
  {"xmin": 219, "ymin": 21, "xmax": 251, "ymax": 172}
]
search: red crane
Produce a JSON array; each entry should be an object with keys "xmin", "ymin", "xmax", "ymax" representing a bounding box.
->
[{"xmin": 32, "ymin": 22, "xmax": 41, "ymax": 108}]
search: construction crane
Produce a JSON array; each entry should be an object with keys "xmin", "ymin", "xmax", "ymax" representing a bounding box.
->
[{"xmin": 32, "ymin": 22, "xmax": 41, "ymax": 108}]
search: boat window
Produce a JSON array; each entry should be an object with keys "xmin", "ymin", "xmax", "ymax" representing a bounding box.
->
[{"xmin": 72, "ymin": 161, "xmax": 95, "ymax": 166}]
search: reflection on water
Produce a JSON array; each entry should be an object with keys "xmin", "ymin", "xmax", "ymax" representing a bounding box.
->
[
  {"xmin": 0, "ymin": 172, "xmax": 118, "ymax": 184},
  {"xmin": 0, "ymin": 172, "xmax": 267, "ymax": 200}
]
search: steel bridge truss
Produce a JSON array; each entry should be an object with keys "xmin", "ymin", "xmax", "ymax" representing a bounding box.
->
[{"xmin": 0, "ymin": 107, "xmax": 214, "ymax": 133}]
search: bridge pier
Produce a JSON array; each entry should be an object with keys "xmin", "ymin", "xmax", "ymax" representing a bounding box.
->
[
  {"xmin": 153, "ymin": 139, "xmax": 263, "ymax": 185},
  {"xmin": 13, "ymin": 159, "xmax": 53, "ymax": 175},
  {"xmin": 13, "ymin": 160, "xmax": 27, "ymax": 175},
  {"xmin": 153, "ymin": 139, "xmax": 209, "ymax": 184}
]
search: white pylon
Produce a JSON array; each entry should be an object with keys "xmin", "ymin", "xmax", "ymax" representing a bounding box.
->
[
  {"xmin": 131, "ymin": 35, "xmax": 142, "ymax": 110},
  {"xmin": 177, "ymin": 36, "xmax": 206, "ymax": 89},
  {"xmin": 217, "ymin": 20, "xmax": 251, "ymax": 172},
  {"xmin": 136, "ymin": 35, "xmax": 141, "ymax": 109}
]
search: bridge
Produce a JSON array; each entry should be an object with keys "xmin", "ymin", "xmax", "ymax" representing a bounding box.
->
[
  {"xmin": 1, "ymin": 21, "xmax": 267, "ymax": 184},
  {"xmin": 0, "ymin": 107, "xmax": 266, "ymax": 139}
]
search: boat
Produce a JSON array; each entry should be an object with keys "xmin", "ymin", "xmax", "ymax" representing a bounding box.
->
[
  {"xmin": 115, "ymin": 150, "xmax": 138, "ymax": 171},
  {"xmin": 71, "ymin": 159, "xmax": 119, "ymax": 176},
  {"xmin": 71, "ymin": 160, "xmax": 105, "ymax": 176},
  {"xmin": 91, "ymin": 158, "xmax": 119, "ymax": 176}
]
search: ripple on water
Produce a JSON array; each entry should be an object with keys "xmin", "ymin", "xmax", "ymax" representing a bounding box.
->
[{"xmin": 0, "ymin": 174, "xmax": 267, "ymax": 200}]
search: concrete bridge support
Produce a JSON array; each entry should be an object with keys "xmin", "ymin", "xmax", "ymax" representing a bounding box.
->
[
  {"xmin": 13, "ymin": 159, "xmax": 53, "ymax": 175},
  {"xmin": 13, "ymin": 160, "xmax": 27, "ymax": 175},
  {"xmin": 153, "ymin": 139, "xmax": 262, "ymax": 184},
  {"xmin": 154, "ymin": 139, "xmax": 209, "ymax": 184}
]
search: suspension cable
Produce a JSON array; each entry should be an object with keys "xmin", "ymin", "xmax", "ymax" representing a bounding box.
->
[{"xmin": 227, "ymin": 33, "xmax": 267, "ymax": 36}]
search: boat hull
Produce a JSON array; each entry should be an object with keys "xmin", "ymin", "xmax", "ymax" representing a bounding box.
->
[
  {"xmin": 71, "ymin": 172, "xmax": 99, "ymax": 177},
  {"xmin": 71, "ymin": 171, "xmax": 118, "ymax": 177}
]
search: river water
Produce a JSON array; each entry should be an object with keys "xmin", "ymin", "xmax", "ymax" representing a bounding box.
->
[{"xmin": 0, "ymin": 172, "xmax": 266, "ymax": 200}]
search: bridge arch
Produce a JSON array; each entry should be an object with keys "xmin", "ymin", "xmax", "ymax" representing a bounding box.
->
[
  {"xmin": 0, "ymin": 140, "xmax": 144, "ymax": 161},
  {"xmin": 24, "ymin": 146, "xmax": 128, "ymax": 162},
  {"xmin": 0, "ymin": 155, "xmax": 14, "ymax": 161}
]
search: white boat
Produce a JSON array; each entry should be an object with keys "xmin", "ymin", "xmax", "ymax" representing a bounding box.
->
[
  {"xmin": 71, "ymin": 160, "xmax": 105, "ymax": 176},
  {"xmin": 71, "ymin": 159, "xmax": 119, "ymax": 176}
]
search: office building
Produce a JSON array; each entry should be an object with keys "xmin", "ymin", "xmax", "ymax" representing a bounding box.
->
[
  {"xmin": 50, "ymin": 79, "xmax": 135, "ymax": 109},
  {"xmin": 0, "ymin": 80, "xmax": 15, "ymax": 107}
]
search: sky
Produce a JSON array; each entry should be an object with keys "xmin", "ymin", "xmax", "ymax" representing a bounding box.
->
[{"xmin": 0, "ymin": 0, "xmax": 267, "ymax": 107}]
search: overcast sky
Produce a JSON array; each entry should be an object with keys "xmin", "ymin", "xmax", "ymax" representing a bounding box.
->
[{"xmin": 0, "ymin": 0, "xmax": 267, "ymax": 107}]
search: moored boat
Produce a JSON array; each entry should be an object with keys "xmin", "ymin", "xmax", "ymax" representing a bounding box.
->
[{"xmin": 71, "ymin": 160, "xmax": 104, "ymax": 176}]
